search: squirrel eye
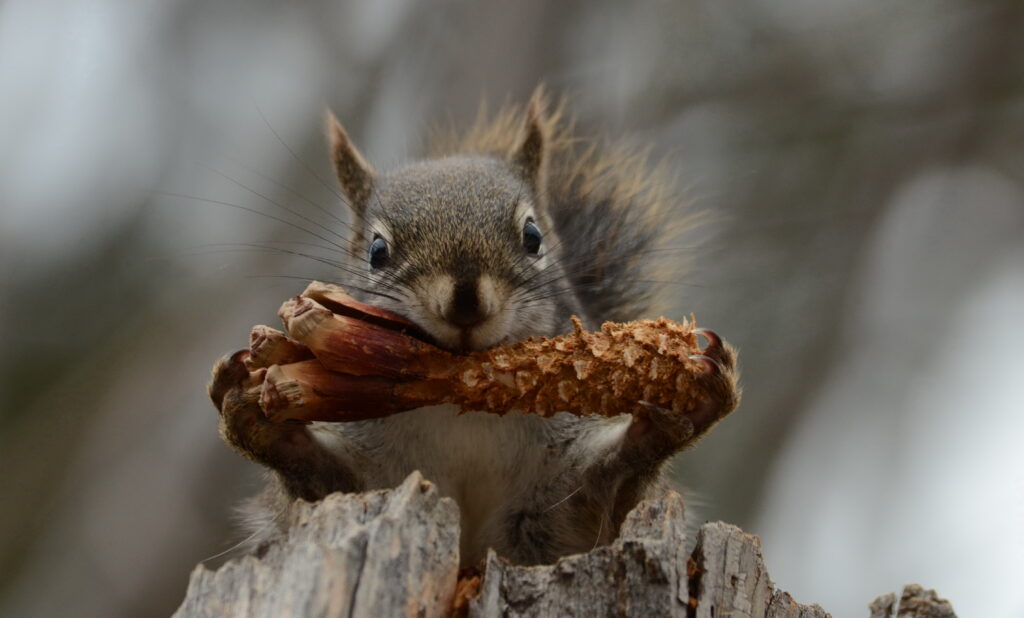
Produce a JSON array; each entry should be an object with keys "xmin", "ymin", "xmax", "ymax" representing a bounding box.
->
[
  {"xmin": 368, "ymin": 236, "xmax": 389, "ymax": 268},
  {"xmin": 523, "ymin": 220, "xmax": 542, "ymax": 255}
]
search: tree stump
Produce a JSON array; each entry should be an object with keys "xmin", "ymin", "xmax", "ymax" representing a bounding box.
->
[{"xmin": 174, "ymin": 473, "xmax": 956, "ymax": 618}]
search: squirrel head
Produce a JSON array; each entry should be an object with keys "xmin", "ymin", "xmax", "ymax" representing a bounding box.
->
[{"xmin": 324, "ymin": 92, "xmax": 571, "ymax": 351}]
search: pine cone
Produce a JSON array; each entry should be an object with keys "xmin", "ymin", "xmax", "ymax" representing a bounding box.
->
[{"xmin": 237, "ymin": 282, "xmax": 726, "ymax": 428}]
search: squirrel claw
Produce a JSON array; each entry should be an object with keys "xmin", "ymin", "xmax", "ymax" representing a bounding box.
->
[
  {"xmin": 690, "ymin": 327, "xmax": 733, "ymax": 381},
  {"xmin": 694, "ymin": 328, "xmax": 730, "ymax": 364},
  {"xmin": 689, "ymin": 353, "xmax": 722, "ymax": 376},
  {"xmin": 208, "ymin": 350, "xmax": 251, "ymax": 412},
  {"xmin": 695, "ymin": 327, "xmax": 721, "ymax": 351},
  {"xmin": 686, "ymin": 330, "xmax": 740, "ymax": 441}
]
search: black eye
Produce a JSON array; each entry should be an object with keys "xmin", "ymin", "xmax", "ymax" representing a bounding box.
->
[
  {"xmin": 368, "ymin": 236, "xmax": 389, "ymax": 268},
  {"xmin": 523, "ymin": 220, "xmax": 542, "ymax": 255}
]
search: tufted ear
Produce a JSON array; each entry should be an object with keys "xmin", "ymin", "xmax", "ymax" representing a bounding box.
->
[
  {"xmin": 325, "ymin": 109, "xmax": 375, "ymax": 218},
  {"xmin": 512, "ymin": 87, "xmax": 549, "ymax": 199}
]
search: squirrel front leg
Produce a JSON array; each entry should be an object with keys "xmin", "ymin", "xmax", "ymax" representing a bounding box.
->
[
  {"xmin": 209, "ymin": 350, "xmax": 362, "ymax": 500},
  {"xmin": 586, "ymin": 328, "xmax": 740, "ymax": 524},
  {"xmin": 629, "ymin": 329, "xmax": 739, "ymax": 455}
]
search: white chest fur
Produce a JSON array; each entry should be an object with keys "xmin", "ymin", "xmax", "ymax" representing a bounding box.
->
[{"xmin": 309, "ymin": 405, "xmax": 590, "ymax": 560}]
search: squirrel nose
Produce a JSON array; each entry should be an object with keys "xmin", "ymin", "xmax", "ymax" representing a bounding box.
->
[{"xmin": 446, "ymin": 278, "xmax": 487, "ymax": 328}]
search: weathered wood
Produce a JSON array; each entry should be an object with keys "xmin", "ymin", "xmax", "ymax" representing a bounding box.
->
[
  {"xmin": 869, "ymin": 585, "xmax": 957, "ymax": 618},
  {"xmin": 174, "ymin": 475, "xmax": 958, "ymax": 618},
  {"xmin": 173, "ymin": 472, "xmax": 460, "ymax": 618},
  {"xmin": 870, "ymin": 593, "xmax": 898, "ymax": 618},
  {"xmin": 470, "ymin": 509, "xmax": 831, "ymax": 617},
  {"xmin": 469, "ymin": 491, "xmax": 692, "ymax": 617},
  {"xmin": 690, "ymin": 522, "xmax": 830, "ymax": 618}
]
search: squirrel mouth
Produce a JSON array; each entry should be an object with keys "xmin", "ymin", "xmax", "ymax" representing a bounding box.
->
[
  {"xmin": 398, "ymin": 304, "xmax": 510, "ymax": 354},
  {"xmin": 438, "ymin": 322, "xmax": 506, "ymax": 354},
  {"xmin": 396, "ymin": 315, "xmax": 483, "ymax": 354},
  {"xmin": 457, "ymin": 330, "xmax": 472, "ymax": 353},
  {"xmin": 457, "ymin": 328, "xmax": 484, "ymax": 354}
]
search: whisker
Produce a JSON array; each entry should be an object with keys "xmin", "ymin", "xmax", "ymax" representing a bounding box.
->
[
  {"xmin": 254, "ymin": 103, "xmax": 348, "ymax": 205},
  {"xmin": 153, "ymin": 191, "xmax": 349, "ymax": 253},
  {"xmin": 203, "ymin": 165, "xmax": 350, "ymax": 244},
  {"xmin": 543, "ymin": 485, "xmax": 583, "ymax": 513},
  {"xmin": 201, "ymin": 502, "xmax": 290, "ymax": 564},
  {"xmin": 205, "ymin": 243, "xmax": 402, "ymax": 291},
  {"xmin": 248, "ymin": 275, "xmax": 405, "ymax": 303},
  {"xmin": 200, "ymin": 239, "xmax": 347, "ymax": 256},
  {"xmin": 253, "ymin": 104, "xmax": 394, "ymax": 245},
  {"xmin": 229, "ymin": 158, "xmax": 351, "ymax": 230}
]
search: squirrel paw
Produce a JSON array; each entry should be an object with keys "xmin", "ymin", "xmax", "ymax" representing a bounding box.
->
[
  {"xmin": 625, "ymin": 328, "xmax": 740, "ymax": 460},
  {"xmin": 209, "ymin": 351, "xmax": 316, "ymax": 468},
  {"xmin": 686, "ymin": 327, "xmax": 740, "ymax": 437}
]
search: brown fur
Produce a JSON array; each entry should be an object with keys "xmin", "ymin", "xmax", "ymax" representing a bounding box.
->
[
  {"xmin": 427, "ymin": 87, "xmax": 695, "ymax": 322},
  {"xmin": 210, "ymin": 87, "xmax": 740, "ymax": 566}
]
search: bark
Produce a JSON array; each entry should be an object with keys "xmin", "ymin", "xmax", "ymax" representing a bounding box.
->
[
  {"xmin": 173, "ymin": 473, "xmax": 459, "ymax": 618},
  {"xmin": 174, "ymin": 474, "xmax": 957, "ymax": 618},
  {"xmin": 868, "ymin": 585, "xmax": 958, "ymax": 618}
]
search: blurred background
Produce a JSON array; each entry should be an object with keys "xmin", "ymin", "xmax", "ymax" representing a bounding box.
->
[{"xmin": 1, "ymin": 0, "xmax": 1022, "ymax": 616}]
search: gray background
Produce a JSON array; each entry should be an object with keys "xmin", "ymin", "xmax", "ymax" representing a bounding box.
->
[{"xmin": 1, "ymin": 1, "xmax": 1022, "ymax": 616}]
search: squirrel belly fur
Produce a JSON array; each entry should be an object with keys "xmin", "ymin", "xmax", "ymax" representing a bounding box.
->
[{"xmin": 213, "ymin": 87, "xmax": 739, "ymax": 566}]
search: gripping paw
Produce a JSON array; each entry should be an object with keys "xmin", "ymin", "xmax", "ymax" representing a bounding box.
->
[
  {"xmin": 687, "ymin": 328, "xmax": 740, "ymax": 439},
  {"xmin": 210, "ymin": 350, "xmax": 361, "ymax": 500},
  {"xmin": 624, "ymin": 328, "xmax": 740, "ymax": 460},
  {"xmin": 209, "ymin": 350, "xmax": 251, "ymax": 413},
  {"xmin": 209, "ymin": 351, "xmax": 316, "ymax": 468}
]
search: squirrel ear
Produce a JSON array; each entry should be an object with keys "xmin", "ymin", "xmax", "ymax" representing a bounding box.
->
[
  {"xmin": 325, "ymin": 109, "xmax": 375, "ymax": 215},
  {"xmin": 512, "ymin": 87, "xmax": 548, "ymax": 194}
]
